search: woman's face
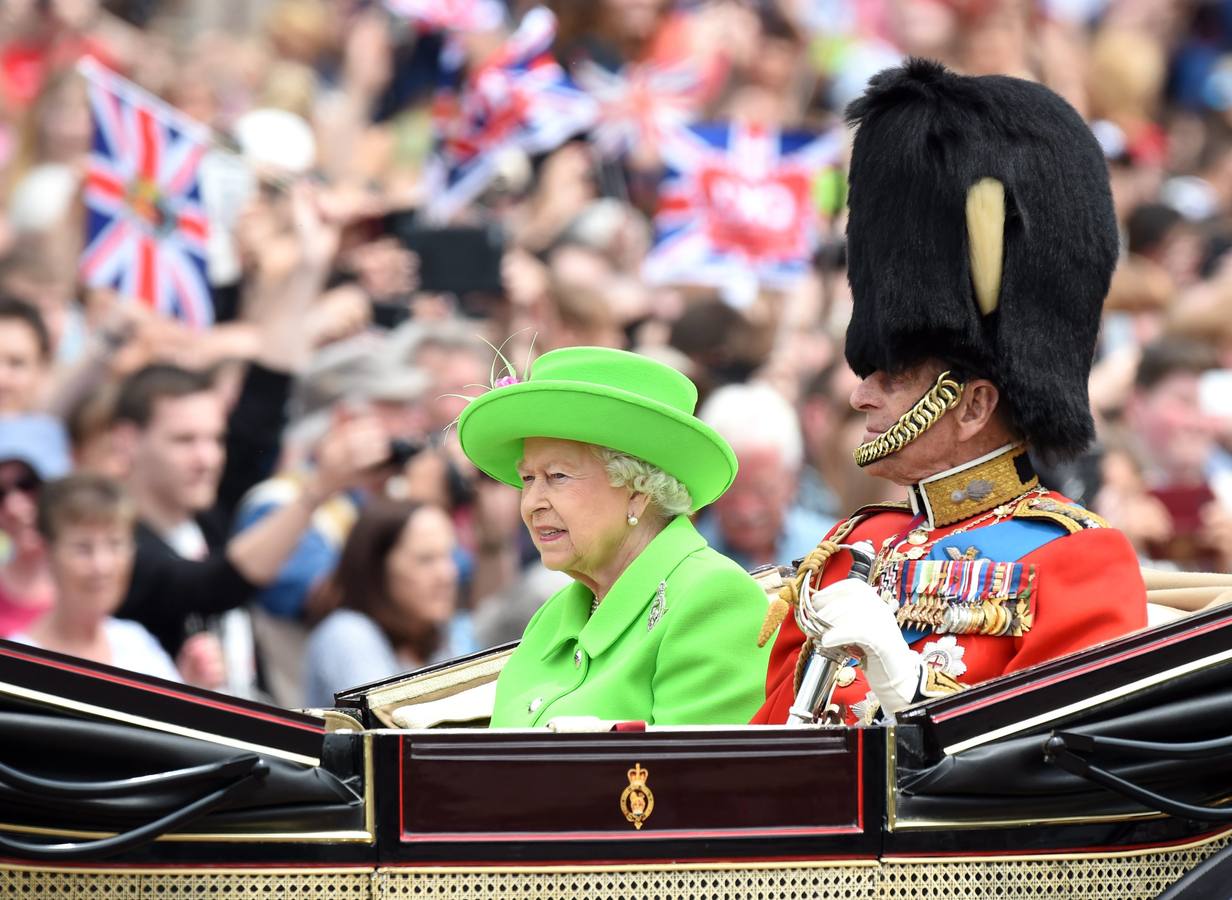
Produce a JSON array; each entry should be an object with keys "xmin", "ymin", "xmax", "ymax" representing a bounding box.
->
[
  {"xmin": 47, "ymin": 519, "xmax": 134, "ymax": 619},
  {"xmin": 386, "ymin": 505, "xmax": 458, "ymax": 626},
  {"xmin": 35, "ymin": 75, "xmax": 91, "ymax": 164},
  {"xmin": 517, "ymin": 437, "xmax": 634, "ymax": 585},
  {"xmin": 0, "ymin": 319, "xmax": 47, "ymax": 413},
  {"xmin": 0, "ymin": 460, "xmax": 41, "ymax": 555}
]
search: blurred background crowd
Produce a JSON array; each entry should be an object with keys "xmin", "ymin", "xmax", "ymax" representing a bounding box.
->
[{"xmin": 2, "ymin": 0, "xmax": 1232, "ymax": 708}]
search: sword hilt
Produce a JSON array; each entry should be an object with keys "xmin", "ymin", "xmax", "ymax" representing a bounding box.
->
[{"xmin": 785, "ymin": 540, "xmax": 877, "ymax": 726}]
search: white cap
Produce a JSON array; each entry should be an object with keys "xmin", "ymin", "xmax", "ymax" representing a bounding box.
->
[
  {"xmin": 232, "ymin": 108, "xmax": 316, "ymax": 174},
  {"xmin": 7, "ymin": 164, "xmax": 80, "ymax": 233},
  {"xmin": 1161, "ymin": 175, "xmax": 1219, "ymax": 222}
]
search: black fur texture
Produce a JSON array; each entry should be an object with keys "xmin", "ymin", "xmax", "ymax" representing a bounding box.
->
[{"xmin": 843, "ymin": 58, "xmax": 1118, "ymax": 461}]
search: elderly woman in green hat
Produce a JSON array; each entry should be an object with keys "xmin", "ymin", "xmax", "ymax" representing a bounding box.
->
[{"xmin": 457, "ymin": 347, "xmax": 773, "ymax": 727}]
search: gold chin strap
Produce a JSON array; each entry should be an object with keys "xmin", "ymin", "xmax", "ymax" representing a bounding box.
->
[{"xmin": 853, "ymin": 371, "xmax": 965, "ymax": 467}]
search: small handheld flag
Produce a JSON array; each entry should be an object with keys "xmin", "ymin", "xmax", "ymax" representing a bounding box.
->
[{"xmin": 78, "ymin": 58, "xmax": 214, "ymax": 329}]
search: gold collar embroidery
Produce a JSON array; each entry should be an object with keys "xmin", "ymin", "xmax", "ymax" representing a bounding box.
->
[{"xmin": 907, "ymin": 444, "xmax": 1039, "ymax": 528}]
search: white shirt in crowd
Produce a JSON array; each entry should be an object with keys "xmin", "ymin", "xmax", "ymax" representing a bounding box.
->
[{"xmin": 11, "ymin": 618, "xmax": 182, "ymax": 683}]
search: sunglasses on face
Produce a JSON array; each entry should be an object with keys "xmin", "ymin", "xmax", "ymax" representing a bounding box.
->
[{"xmin": 0, "ymin": 473, "xmax": 40, "ymax": 504}]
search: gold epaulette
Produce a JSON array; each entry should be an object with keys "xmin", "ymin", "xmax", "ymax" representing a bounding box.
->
[
  {"xmin": 1011, "ymin": 495, "xmax": 1109, "ymax": 534},
  {"xmin": 849, "ymin": 499, "xmax": 912, "ymax": 517}
]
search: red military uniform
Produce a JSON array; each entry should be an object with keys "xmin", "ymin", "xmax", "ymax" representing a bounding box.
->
[
  {"xmin": 748, "ymin": 62, "xmax": 1135, "ymax": 724},
  {"xmin": 753, "ymin": 447, "xmax": 1148, "ymax": 725}
]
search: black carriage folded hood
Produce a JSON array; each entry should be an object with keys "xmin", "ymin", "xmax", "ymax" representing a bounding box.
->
[
  {"xmin": 893, "ymin": 606, "xmax": 1232, "ymax": 825},
  {"xmin": 0, "ymin": 708, "xmax": 364, "ymax": 835},
  {"xmin": 896, "ymin": 681, "xmax": 1232, "ymax": 822}
]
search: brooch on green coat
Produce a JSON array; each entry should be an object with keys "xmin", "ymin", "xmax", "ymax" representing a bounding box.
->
[{"xmin": 647, "ymin": 580, "xmax": 667, "ymax": 631}]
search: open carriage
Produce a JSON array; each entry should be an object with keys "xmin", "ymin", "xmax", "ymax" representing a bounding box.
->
[{"xmin": 1, "ymin": 597, "xmax": 1230, "ymax": 900}]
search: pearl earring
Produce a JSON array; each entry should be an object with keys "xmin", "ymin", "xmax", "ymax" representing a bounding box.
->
[{"xmin": 627, "ymin": 514, "xmax": 639, "ymax": 527}]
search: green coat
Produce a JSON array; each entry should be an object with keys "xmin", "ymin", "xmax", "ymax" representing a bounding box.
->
[{"xmin": 490, "ymin": 516, "xmax": 772, "ymax": 728}]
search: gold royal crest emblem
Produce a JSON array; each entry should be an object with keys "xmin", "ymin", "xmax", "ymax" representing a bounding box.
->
[{"xmin": 619, "ymin": 763, "xmax": 654, "ymax": 830}]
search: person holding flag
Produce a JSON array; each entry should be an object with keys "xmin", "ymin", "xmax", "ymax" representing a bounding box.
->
[{"xmin": 423, "ymin": 6, "xmax": 597, "ymax": 224}]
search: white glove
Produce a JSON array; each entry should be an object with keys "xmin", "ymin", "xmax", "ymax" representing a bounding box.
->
[{"xmin": 813, "ymin": 579, "xmax": 922, "ymax": 716}]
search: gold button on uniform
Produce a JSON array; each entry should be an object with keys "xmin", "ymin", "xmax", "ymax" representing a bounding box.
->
[
  {"xmin": 528, "ymin": 697, "xmax": 543, "ymax": 713},
  {"xmin": 836, "ymin": 666, "xmax": 857, "ymax": 688}
]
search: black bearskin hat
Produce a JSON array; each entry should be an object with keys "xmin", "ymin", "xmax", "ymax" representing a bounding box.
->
[{"xmin": 843, "ymin": 59, "xmax": 1118, "ymax": 461}]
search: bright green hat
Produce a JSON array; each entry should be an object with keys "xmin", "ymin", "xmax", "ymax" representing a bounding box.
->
[{"xmin": 457, "ymin": 347, "xmax": 737, "ymax": 511}]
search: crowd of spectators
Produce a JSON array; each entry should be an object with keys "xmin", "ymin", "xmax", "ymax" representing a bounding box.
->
[{"xmin": 3, "ymin": 0, "xmax": 1232, "ymax": 707}]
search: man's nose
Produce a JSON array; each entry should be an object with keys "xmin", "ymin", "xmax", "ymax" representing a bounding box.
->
[{"xmin": 850, "ymin": 376, "xmax": 878, "ymax": 412}]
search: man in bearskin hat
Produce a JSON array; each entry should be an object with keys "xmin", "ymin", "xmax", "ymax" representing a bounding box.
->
[{"xmin": 753, "ymin": 59, "xmax": 1148, "ymax": 726}]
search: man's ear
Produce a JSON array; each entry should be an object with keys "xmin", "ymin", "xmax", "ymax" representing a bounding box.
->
[{"xmin": 955, "ymin": 379, "xmax": 1002, "ymax": 440}]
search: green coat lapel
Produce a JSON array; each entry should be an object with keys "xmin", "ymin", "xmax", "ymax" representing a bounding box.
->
[
  {"xmin": 536, "ymin": 581, "xmax": 592, "ymax": 661},
  {"xmin": 579, "ymin": 516, "xmax": 704, "ymax": 658}
]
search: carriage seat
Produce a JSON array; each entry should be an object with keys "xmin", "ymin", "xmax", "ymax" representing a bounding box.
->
[{"xmin": 1142, "ymin": 568, "xmax": 1232, "ymax": 627}]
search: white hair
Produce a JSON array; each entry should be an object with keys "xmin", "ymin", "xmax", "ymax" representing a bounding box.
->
[
  {"xmin": 590, "ymin": 446, "xmax": 693, "ymax": 517},
  {"xmin": 698, "ymin": 382, "xmax": 804, "ymax": 470}
]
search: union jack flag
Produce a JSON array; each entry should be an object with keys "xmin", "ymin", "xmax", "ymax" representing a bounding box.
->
[
  {"xmin": 423, "ymin": 6, "xmax": 596, "ymax": 223},
  {"xmin": 384, "ymin": 0, "xmax": 505, "ymax": 32},
  {"xmin": 78, "ymin": 58, "xmax": 213, "ymax": 328},
  {"xmin": 572, "ymin": 59, "xmax": 700, "ymax": 161},
  {"xmin": 643, "ymin": 120, "xmax": 843, "ymax": 305}
]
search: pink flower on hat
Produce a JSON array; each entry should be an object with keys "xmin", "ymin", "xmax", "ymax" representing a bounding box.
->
[{"xmin": 494, "ymin": 374, "xmax": 519, "ymax": 388}]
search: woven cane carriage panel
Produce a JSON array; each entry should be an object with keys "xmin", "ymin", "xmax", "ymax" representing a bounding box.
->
[
  {"xmin": 0, "ymin": 867, "xmax": 376, "ymax": 899},
  {"xmin": 877, "ymin": 842, "xmax": 1229, "ymax": 900},
  {"xmin": 2, "ymin": 836, "xmax": 1227, "ymax": 900},
  {"xmin": 377, "ymin": 865, "xmax": 881, "ymax": 899},
  {"xmin": 378, "ymin": 836, "xmax": 1231, "ymax": 900}
]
